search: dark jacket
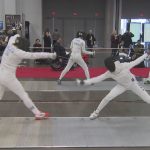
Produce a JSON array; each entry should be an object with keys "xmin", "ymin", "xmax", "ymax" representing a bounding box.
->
[
  {"xmin": 86, "ymin": 34, "xmax": 96, "ymax": 47},
  {"xmin": 122, "ymin": 32, "xmax": 134, "ymax": 48},
  {"xmin": 53, "ymin": 42, "xmax": 66, "ymax": 57}
]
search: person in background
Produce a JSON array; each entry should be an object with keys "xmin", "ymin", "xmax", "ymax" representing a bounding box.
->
[
  {"xmin": 0, "ymin": 36, "xmax": 7, "ymax": 56},
  {"xmin": 132, "ymin": 40, "xmax": 145, "ymax": 68},
  {"xmin": 0, "ymin": 34, "xmax": 56, "ymax": 120},
  {"xmin": 57, "ymin": 31, "xmax": 95, "ymax": 85},
  {"xmin": 86, "ymin": 29, "xmax": 96, "ymax": 52},
  {"xmin": 121, "ymin": 30, "xmax": 134, "ymax": 49},
  {"xmin": 33, "ymin": 39, "xmax": 42, "ymax": 52},
  {"xmin": 54, "ymin": 38, "xmax": 66, "ymax": 57},
  {"xmin": 43, "ymin": 31, "xmax": 52, "ymax": 52},
  {"xmin": 110, "ymin": 30, "xmax": 119, "ymax": 57},
  {"xmin": 5, "ymin": 29, "xmax": 17, "ymax": 43},
  {"xmin": 52, "ymin": 29, "xmax": 61, "ymax": 45},
  {"xmin": 53, "ymin": 37, "xmax": 69, "ymax": 67},
  {"xmin": 33, "ymin": 39, "xmax": 43, "ymax": 64}
]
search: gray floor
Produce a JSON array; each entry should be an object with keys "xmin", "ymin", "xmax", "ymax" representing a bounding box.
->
[
  {"xmin": 0, "ymin": 53, "xmax": 150, "ymax": 149},
  {"xmin": 14, "ymin": 80, "xmax": 150, "ymax": 92},
  {"xmin": 0, "ymin": 80, "xmax": 150, "ymax": 149},
  {"xmin": 1, "ymin": 81, "xmax": 150, "ymax": 117},
  {"xmin": 0, "ymin": 117, "xmax": 150, "ymax": 149}
]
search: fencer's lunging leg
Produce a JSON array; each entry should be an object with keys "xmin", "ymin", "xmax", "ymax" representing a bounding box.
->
[
  {"xmin": 77, "ymin": 57, "xmax": 90, "ymax": 79},
  {"xmin": 59, "ymin": 58, "xmax": 74, "ymax": 80},
  {"xmin": 5, "ymin": 78, "xmax": 41, "ymax": 115},
  {"xmin": 90, "ymin": 84, "xmax": 126, "ymax": 119},
  {"xmin": 96, "ymin": 84, "xmax": 126, "ymax": 113},
  {"xmin": 130, "ymin": 83, "xmax": 150, "ymax": 104}
]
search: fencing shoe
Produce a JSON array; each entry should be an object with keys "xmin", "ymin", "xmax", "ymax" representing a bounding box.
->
[
  {"xmin": 57, "ymin": 79, "xmax": 61, "ymax": 85},
  {"xmin": 76, "ymin": 79, "xmax": 84, "ymax": 85},
  {"xmin": 35, "ymin": 112, "xmax": 49, "ymax": 120},
  {"xmin": 89, "ymin": 111, "xmax": 99, "ymax": 120},
  {"xmin": 144, "ymin": 79, "xmax": 150, "ymax": 84}
]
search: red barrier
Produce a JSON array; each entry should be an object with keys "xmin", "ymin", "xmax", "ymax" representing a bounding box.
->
[{"xmin": 16, "ymin": 67, "xmax": 150, "ymax": 79}]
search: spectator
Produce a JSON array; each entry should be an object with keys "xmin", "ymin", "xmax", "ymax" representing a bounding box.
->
[
  {"xmin": 53, "ymin": 37, "xmax": 69, "ymax": 68},
  {"xmin": 43, "ymin": 31, "xmax": 52, "ymax": 52},
  {"xmin": 33, "ymin": 39, "xmax": 42, "ymax": 52},
  {"xmin": 33, "ymin": 39, "xmax": 42, "ymax": 64},
  {"xmin": 0, "ymin": 37, "xmax": 6, "ymax": 56},
  {"xmin": 53, "ymin": 37, "xmax": 68, "ymax": 58},
  {"xmin": 52, "ymin": 29, "xmax": 61, "ymax": 45},
  {"xmin": 86, "ymin": 29, "xmax": 96, "ymax": 52},
  {"xmin": 122, "ymin": 30, "xmax": 134, "ymax": 48},
  {"xmin": 110, "ymin": 30, "xmax": 119, "ymax": 57},
  {"xmin": 132, "ymin": 40, "xmax": 145, "ymax": 68}
]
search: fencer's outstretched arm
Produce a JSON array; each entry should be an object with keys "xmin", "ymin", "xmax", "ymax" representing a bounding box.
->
[
  {"xmin": 81, "ymin": 42, "xmax": 94, "ymax": 55},
  {"xmin": 81, "ymin": 48, "xmax": 94, "ymax": 55},
  {"xmin": 126, "ymin": 53, "xmax": 148, "ymax": 69},
  {"xmin": 14, "ymin": 49, "xmax": 56, "ymax": 60},
  {"xmin": 7, "ymin": 34, "xmax": 56, "ymax": 60},
  {"xmin": 77, "ymin": 71, "xmax": 109, "ymax": 85}
]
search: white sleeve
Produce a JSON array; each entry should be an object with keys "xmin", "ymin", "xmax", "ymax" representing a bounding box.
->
[
  {"xmin": 70, "ymin": 40, "xmax": 73, "ymax": 50},
  {"xmin": 126, "ymin": 53, "xmax": 148, "ymax": 69},
  {"xmin": 7, "ymin": 34, "xmax": 20, "ymax": 46},
  {"xmin": 84, "ymin": 71, "xmax": 109, "ymax": 85},
  {"xmin": 14, "ymin": 49, "xmax": 55, "ymax": 60},
  {"xmin": 81, "ymin": 41, "xmax": 93, "ymax": 55}
]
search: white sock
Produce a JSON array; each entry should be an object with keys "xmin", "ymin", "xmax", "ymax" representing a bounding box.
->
[
  {"xmin": 21, "ymin": 93, "xmax": 41, "ymax": 115},
  {"xmin": 29, "ymin": 106, "xmax": 41, "ymax": 115}
]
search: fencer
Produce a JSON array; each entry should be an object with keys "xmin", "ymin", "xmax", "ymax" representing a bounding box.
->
[
  {"xmin": 0, "ymin": 34, "xmax": 56, "ymax": 120},
  {"xmin": 57, "ymin": 31, "xmax": 95, "ymax": 85},
  {"xmin": 77, "ymin": 52, "xmax": 150, "ymax": 120}
]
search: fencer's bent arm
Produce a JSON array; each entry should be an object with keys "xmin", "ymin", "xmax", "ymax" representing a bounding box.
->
[
  {"xmin": 81, "ymin": 42, "xmax": 93, "ymax": 55},
  {"xmin": 126, "ymin": 53, "xmax": 148, "ymax": 69},
  {"xmin": 14, "ymin": 49, "xmax": 56, "ymax": 59},
  {"xmin": 7, "ymin": 34, "xmax": 20, "ymax": 46},
  {"xmin": 84, "ymin": 72, "xmax": 109, "ymax": 85},
  {"xmin": 70, "ymin": 41, "xmax": 73, "ymax": 50},
  {"xmin": 82, "ymin": 48, "xmax": 93, "ymax": 55}
]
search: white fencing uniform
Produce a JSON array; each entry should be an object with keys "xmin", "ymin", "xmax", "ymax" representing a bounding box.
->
[
  {"xmin": 59, "ymin": 37, "xmax": 94, "ymax": 80},
  {"xmin": 0, "ymin": 34, "xmax": 56, "ymax": 116},
  {"xmin": 84, "ymin": 53, "xmax": 150, "ymax": 114}
]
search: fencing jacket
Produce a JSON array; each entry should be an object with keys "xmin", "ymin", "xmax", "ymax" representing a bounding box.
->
[
  {"xmin": 70, "ymin": 38, "xmax": 93, "ymax": 57},
  {"xmin": 85, "ymin": 53, "xmax": 148, "ymax": 88},
  {"xmin": 1, "ymin": 34, "xmax": 55, "ymax": 73}
]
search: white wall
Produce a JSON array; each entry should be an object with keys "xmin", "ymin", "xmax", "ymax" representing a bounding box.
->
[
  {"xmin": 0, "ymin": 0, "xmax": 16, "ymax": 29},
  {"xmin": 4, "ymin": 0, "xmax": 16, "ymax": 14},
  {"xmin": 16, "ymin": 0, "xmax": 42, "ymax": 45},
  {"xmin": 0, "ymin": 0, "xmax": 4, "ymax": 22}
]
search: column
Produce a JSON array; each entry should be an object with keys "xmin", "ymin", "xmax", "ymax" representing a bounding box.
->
[
  {"xmin": 104, "ymin": 0, "xmax": 116, "ymax": 48},
  {"xmin": 0, "ymin": 0, "xmax": 4, "ymax": 30},
  {"xmin": 115, "ymin": 0, "xmax": 122, "ymax": 34},
  {"xmin": 104, "ymin": 0, "xmax": 122, "ymax": 48}
]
